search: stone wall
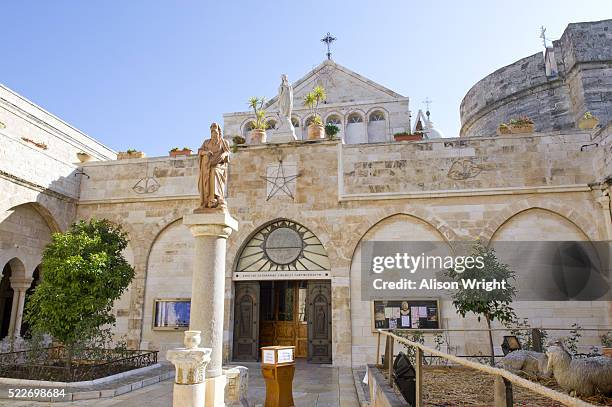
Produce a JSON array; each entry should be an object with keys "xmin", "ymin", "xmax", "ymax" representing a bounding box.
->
[
  {"xmin": 76, "ymin": 129, "xmax": 610, "ymax": 367},
  {"xmin": 460, "ymin": 19, "xmax": 612, "ymax": 138}
]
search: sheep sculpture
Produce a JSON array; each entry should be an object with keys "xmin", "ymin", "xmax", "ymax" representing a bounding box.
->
[
  {"xmin": 546, "ymin": 343, "xmax": 612, "ymax": 397},
  {"xmin": 497, "ymin": 350, "xmax": 551, "ymax": 378}
]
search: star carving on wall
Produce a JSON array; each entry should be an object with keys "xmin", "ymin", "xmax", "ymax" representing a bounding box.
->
[{"xmin": 262, "ymin": 159, "xmax": 301, "ymax": 201}]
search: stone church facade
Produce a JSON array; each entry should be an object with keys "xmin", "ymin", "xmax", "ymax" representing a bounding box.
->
[{"xmin": 1, "ymin": 20, "xmax": 610, "ymax": 368}]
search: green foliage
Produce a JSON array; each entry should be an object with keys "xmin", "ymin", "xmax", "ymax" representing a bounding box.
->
[
  {"xmin": 24, "ymin": 219, "xmax": 135, "ymax": 355},
  {"xmin": 170, "ymin": 147, "xmax": 179, "ymax": 152},
  {"xmin": 324, "ymin": 123, "xmax": 340, "ymax": 138},
  {"xmin": 248, "ymin": 97, "xmax": 268, "ymax": 130},
  {"xmin": 395, "ymin": 330, "xmax": 424, "ymax": 366},
  {"xmin": 563, "ymin": 323, "xmax": 582, "ymax": 354},
  {"xmin": 601, "ymin": 331, "xmax": 612, "ymax": 347},
  {"xmin": 126, "ymin": 149, "xmax": 137, "ymax": 154},
  {"xmin": 506, "ymin": 317, "xmax": 548, "ymax": 351},
  {"xmin": 445, "ymin": 242, "xmax": 516, "ymax": 365},
  {"xmin": 303, "ymin": 85, "xmax": 327, "ymax": 125},
  {"xmin": 582, "ymin": 111, "xmax": 595, "ymax": 120},
  {"xmin": 232, "ymin": 135, "xmax": 246, "ymax": 145},
  {"xmin": 508, "ymin": 116, "xmax": 534, "ymax": 126}
]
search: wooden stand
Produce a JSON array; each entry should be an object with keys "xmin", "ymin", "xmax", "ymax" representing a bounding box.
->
[{"xmin": 261, "ymin": 346, "xmax": 295, "ymax": 407}]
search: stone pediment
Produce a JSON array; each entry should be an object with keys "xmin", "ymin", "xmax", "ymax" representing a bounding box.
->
[{"xmin": 265, "ymin": 60, "xmax": 405, "ymax": 110}]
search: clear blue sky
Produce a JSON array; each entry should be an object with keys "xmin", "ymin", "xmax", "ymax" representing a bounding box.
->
[{"xmin": 2, "ymin": 1, "xmax": 610, "ymax": 156}]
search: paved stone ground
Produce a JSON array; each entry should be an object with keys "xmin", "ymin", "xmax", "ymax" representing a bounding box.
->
[{"xmin": 0, "ymin": 360, "xmax": 360, "ymax": 406}]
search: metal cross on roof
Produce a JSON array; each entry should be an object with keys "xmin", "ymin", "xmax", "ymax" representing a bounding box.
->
[
  {"xmin": 423, "ymin": 97, "xmax": 433, "ymax": 112},
  {"xmin": 321, "ymin": 32, "xmax": 337, "ymax": 60}
]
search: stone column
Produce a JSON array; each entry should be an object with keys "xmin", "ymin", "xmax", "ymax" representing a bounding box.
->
[
  {"xmin": 167, "ymin": 331, "xmax": 212, "ymax": 407},
  {"xmin": 8, "ymin": 278, "xmax": 32, "ymax": 338},
  {"xmin": 183, "ymin": 210, "xmax": 238, "ymax": 406}
]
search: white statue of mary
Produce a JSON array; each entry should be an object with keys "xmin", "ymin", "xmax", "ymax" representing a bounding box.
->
[{"xmin": 270, "ymin": 74, "xmax": 297, "ymax": 143}]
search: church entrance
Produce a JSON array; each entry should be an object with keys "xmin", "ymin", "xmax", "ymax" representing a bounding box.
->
[{"xmin": 232, "ymin": 280, "xmax": 332, "ymax": 364}]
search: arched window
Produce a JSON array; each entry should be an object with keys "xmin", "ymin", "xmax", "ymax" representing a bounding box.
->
[
  {"xmin": 326, "ymin": 115, "xmax": 342, "ymax": 125},
  {"xmin": 235, "ymin": 220, "xmax": 330, "ymax": 272},
  {"xmin": 243, "ymin": 121, "xmax": 256, "ymax": 142},
  {"xmin": 369, "ymin": 111, "xmax": 385, "ymax": 122},
  {"xmin": 347, "ymin": 113, "xmax": 363, "ymax": 123},
  {"xmin": 305, "ymin": 116, "xmax": 316, "ymax": 127},
  {"xmin": 266, "ymin": 120, "xmax": 277, "ymax": 130},
  {"xmin": 291, "ymin": 117, "xmax": 300, "ymax": 128}
]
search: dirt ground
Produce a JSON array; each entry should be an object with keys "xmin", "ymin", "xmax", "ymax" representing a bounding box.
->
[{"xmin": 421, "ymin": 366, "xmax": 612, "ymax": 407}]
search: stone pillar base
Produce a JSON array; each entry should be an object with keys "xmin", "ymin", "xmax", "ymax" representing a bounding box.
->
[
  {"xmin": 267, "ymin": 130, "xmax": 297, "ymax": 143},
  {"xmin": 173, "ymin": 383, "xmax": 205, "ymax": 407},
  {"xmin": 205, "ymin": 375, "xmax": 227, "ymax": 407}
]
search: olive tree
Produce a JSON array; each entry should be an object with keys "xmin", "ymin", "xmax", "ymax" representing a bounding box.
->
[
  {"xmin": 24, "ymin": 219, "xmax": 134, "ymax": 371},
  {"xmin": 445, "ymin": 242, "xmax": 517, "ymax": 366}
]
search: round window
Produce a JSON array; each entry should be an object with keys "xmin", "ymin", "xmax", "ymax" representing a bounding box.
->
[{"xmin": 264, "ymin": 227, "xmax": 303, "ymax": 265}]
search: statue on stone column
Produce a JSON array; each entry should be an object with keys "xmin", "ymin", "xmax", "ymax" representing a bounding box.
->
[
  {"xmin": 196, "ymin": 123, "xmax": 230, "ymax": 212},
  {"xmin": 277, "ymin": 74, "xmax": 294, "ymax": 132}
]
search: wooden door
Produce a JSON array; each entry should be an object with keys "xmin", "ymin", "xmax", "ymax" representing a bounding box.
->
[
  {"xmin": 232, "ymin": 282, "xmax": 259, "ymax": 361},
  {"xmin": 307, "ymin": 281, "xmax": 332, "ymax": 364}
]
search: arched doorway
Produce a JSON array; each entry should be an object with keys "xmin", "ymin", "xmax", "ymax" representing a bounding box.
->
[
  {"xmin": 0, "ymin": 264, "xmax": 14, "ymax": 338},
  {"xmin": 232, "ymin": 220, "xmax": 332, "ymax": 363}
]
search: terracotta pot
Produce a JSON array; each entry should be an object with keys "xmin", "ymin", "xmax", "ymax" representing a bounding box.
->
[
  {"xmin": 394, "ymin": 133, "xmax": 423, "ymax": 142},
  {"xmin": 249, "ymin": 129, "xmax": 267, "ymax": 144},
  {"xmin": 169, "ymin": 149, "xmax": 192, "ymax": 158},
  {"xmin": 603, "ymin": 347, "xmax": 612, "ymax": 358},
  {"xmin": 578, "ymin": 117, "xmax": 599, "ymax": 130},
  {"xmin": 307, "ymin": 124, "xmax": 325, "ymax": 140},
  {"xmin": 76, "ymin": 152, "xmax": 91, "ymax": 163},
  {"xmin": 509, "ymin": 123, "xmax": 534, "ymax": 134}
]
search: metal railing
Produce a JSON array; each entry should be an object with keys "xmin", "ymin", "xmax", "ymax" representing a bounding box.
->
[
  {"xmin": 376, "ymin": 329, "xmax": 597, "ymax": 407},
  {"xmin": 0, "ymin": 346, "xmax": 158, "ymax": 382}
]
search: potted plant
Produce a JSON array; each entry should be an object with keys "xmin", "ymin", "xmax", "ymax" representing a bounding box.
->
[
  {"xmin": 497, "ymin": 123, "xmax": 511, "ymax": 135},
  {"xmin": 117, "ymin": 149, "xmax": 145, "ymax": 160},
  {"xmin": 578, "ymin": 111, "xmax": 599, "ymax": 130},
  {"xmin": 304, "ymin": 86, "xmax": 326, "ymax": 140},
  {"xmin": 169, "ymin": 147, "xmax": 192, "ymax": 158},
  {"xmin": 602, "ymin": 331, "xmax": 612, "ymax": 358},
  {"xmin": 508, "ymin": 116, "xmax": 534, "ymax": 134},
  {"xmin": 76, "ymin": 151, "xmax": 91, "ymax": 163},
  {"xmin": 324, "ymin": 123, "xmax": 340, "ymax": 140},
  {"xmin": 247, "ymin": 97, "xmax": 268, "ymax": 144},
  {"xmin": 232, "ymin": 135, "xmax": 246, "ymax": 145},
  {"xmin": 393, "ymin": 131, "xmax": 423, "ymax": 142}
]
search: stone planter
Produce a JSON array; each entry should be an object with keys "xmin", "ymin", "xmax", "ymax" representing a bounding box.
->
[
  {"xmin": 117, "ymin": 151, "xmax": 145, "ymax": 160},
  {"xmin": 249, "ymin": 129, "xmax": 267, "ymax": 144},
  {"xmin": 578, "ymin": 117, "xmax": 599, "ymax": 130},
  {"xmin": 603, "ymin": 347, "xmax": 612, "ymax": 358},
  {"xmin": 509, "ymin": 123, "xmax": 534, "ymax": 134},
  {"xmin": 307, "ymin": 124, "xmax": 325, "ymax": 140},
  {"xmin": 394, "ymin": 133, "xmax": 423, "ymax": 142},
  {"xmin": 76, "ymin": 152, "xmax": 91, "ymax": 163},
  {"xmin": 169, "ymin": 149, "xmax": 192, "ymax": 158},
  {"xmin": 497, "ymin": 126, "xmax": 511, "ymax": 135}
]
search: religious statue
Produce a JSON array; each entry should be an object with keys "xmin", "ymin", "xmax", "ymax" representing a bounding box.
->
[
  {"xmin": 276, "ymin": 74, "xmax": 295, "ymax": 134},
  {"xmin": 196, "ymin": 123, "xmax": 230, "ymax": 212}
]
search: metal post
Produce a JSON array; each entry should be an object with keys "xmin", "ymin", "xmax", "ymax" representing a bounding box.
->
[
  {"xmin": 494, "ymin": 376, "xmax": 513, "ymax": 407},
  {"xmin": 376, "ymin": 332, "xmax": 381, "ymax": 366},
  {"xmin": 383, "ymin": 335, "xmax": 391, "ymax": 371},
  {"xmin": 388, "ymin": 337, "xmax": 394, "ymax": 386},
  {"xmin": 415, "ymin": 347, "xmax": 423, "ymax": 407}
]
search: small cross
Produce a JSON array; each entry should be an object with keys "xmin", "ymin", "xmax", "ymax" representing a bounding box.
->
[
  {"xmin": 540, "ymin": 26, "xmax": 548, "ymax": 48},
  {"xmin": 321, "ymin": 32, "xmax": 337, "ymax": 60},
  {"xmin": 423, "ymin": 97, "xmax": 433, "ymax": 112}
]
